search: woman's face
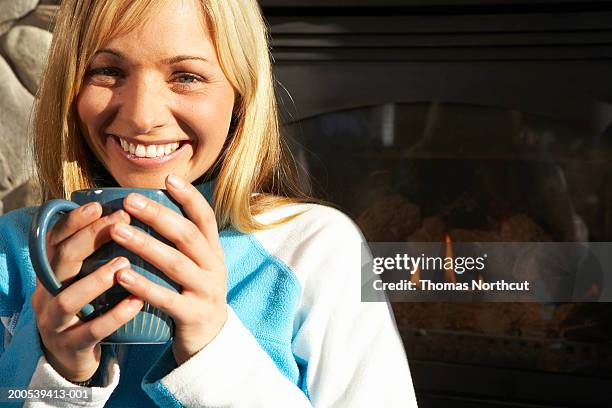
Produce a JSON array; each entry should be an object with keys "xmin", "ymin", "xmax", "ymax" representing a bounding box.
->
[{"xmin": 77, "ymin": 0, "xmax": 235, "ymax": 188}]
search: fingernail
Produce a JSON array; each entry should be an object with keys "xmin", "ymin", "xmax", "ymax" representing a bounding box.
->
[
  {"xmin": 82, "ymin": 203, "xmax": 99, "ymax": 216},
  {"xmin": 111, "ymin": 257, "xmax": 130, "ymax": 271},
  {"xmin": 167, "ymin": 174, "xmax": 185, "ymax": 190},
  {"xmin": 118, "ymin": 269, "xmax": 135, "ymax": 285},
  {"xmin": 113, "ymin": 223, "xmax": 133, "ymax": 240},
  {"xmin": 126, "ymin": 194, "xmax": 146, "ymax": 210}
]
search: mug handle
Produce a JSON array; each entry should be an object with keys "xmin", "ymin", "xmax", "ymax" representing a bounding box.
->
[{"xmin": 29, "ymin": 199, "xmax": 95, "ymax": 320}]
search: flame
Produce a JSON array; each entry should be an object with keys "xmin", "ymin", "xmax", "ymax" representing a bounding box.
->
[
  {"xmin": 477, "ymin": 273, "xmax": 485, "ymax": 284},
  {"xmin": 583, "ymin": 283, "xmax": 600, "ymax": 300},
  {"xmin": 411, "ymin": 266, "xmax": 421, "ymax": 285},
  {"xmin": 443, "ymin": 234, "xmax": 456, "ymax": 283}
]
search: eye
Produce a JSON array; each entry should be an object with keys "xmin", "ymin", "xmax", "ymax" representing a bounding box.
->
[
  {"xmin": 87, "ymin": 67, "xmax": 121, "ymax": 77},
  {"xmin": 85, "ymin": 67, "xmax": 123, "ymax": 87},
  {"xmin": 171, "ymin": 72, "xmax": 206, "ymax": 91},
  {"xmin": 175, "ymin": 73, "xmax": 200, "ymax": 84}
]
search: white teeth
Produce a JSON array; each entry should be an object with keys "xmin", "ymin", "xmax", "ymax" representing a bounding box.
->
[
  {"xmin": 144, "ymin": 145, "xmax": 156, "ymax": 158},
  {"xmin": 117, "ymin": 137, "xmax": 181, "ymax": 158},
  {"xmin": 135, "ymin": 144, "xmax": 146, "ymax": 157}
]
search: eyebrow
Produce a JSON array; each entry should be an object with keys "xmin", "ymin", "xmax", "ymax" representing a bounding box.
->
[{"xmin": 94, "ymin": 48, "xmax": 210, "ymax": 65}]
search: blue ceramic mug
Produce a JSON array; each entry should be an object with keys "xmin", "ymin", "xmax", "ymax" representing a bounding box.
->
[{"xmin": 29, "ymin": 188, "xmax": 184, "ymax": 344}]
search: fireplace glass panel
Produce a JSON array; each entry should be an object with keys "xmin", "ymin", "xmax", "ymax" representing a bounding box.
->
[{"xmin": 284, "ymin": 102, "xmax": 612, "ymax": 377}]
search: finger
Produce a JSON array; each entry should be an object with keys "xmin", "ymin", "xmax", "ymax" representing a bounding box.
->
[
  {"xmin": 49, "ymin": 257, "xmax": 131, "ymax": 330},
  {"xmin": 67, "ymin": 296, "xmax": 144, "ymax": 348},
  {"xmin": 52, "ymin": 210, "xmax": 131, "ymax": 281},
  {"xmin": 109, "ymin": 222, "xmax": 202, "ymax": 289},
  {"xmin": 122, "ymin": 192, "xmax": 210, "ymax": 269},
  {"xmin": 31, "ymin": 277, "xmax": 49, "ymax": 315},
  {"xmin": 165, "ymin": 174, "xmax": 224, "ymax": 258},
  {"xmin": 116, "ymin": 268, "xmax": 186, "ymax": 322},
  {"xmin": 46, "ymin": 202, "xmax": 102, "ymax": 247}
]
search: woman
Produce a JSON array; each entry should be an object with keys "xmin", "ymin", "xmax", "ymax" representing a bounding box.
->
[{"xmin": 0, "ymin": 0, "xmax": 417, "ymax": 406}]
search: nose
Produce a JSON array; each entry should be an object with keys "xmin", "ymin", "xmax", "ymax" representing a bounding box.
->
[{"xmin": 113, "ymin": 72, "xmax": 170, "ymax": 135}]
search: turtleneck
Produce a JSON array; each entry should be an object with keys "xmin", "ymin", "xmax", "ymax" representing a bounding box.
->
[{"xmin": 194, "ymin": 178, "xmax": 216, "ymax": 204}]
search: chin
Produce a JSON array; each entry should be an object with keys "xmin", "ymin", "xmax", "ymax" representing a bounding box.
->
[{"xmin": 112, "ymin": 173, "xmax": 170, "ymax": 189}]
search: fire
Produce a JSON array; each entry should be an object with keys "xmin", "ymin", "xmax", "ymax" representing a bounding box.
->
[
  {"xmin": 410, "ymin": 266, "xmax": 421, "ymax": 285},
  {"xmin": 442, "ymin": 234, "xmax": 486, "ymax": 288},
  {"xmin": 583, "ymin": 283, "xmax": 600, "ymax": 300},
  {"xmin": 443, "ymin": 234, "xmax": 457, "ymax": 283},
  {"xmin": 412, "ymin": 234, "xmax": 488, "ymax": 289}
]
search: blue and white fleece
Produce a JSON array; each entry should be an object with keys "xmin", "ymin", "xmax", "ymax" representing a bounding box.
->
[{"xmin": 0, "ymin": 181, "xmax": 417, "ymax": 407}]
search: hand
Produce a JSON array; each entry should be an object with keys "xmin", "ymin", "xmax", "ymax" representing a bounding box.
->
[
  {"xmin": 31, "ymin": 205, "xmax": 144, "ymax": 382},
  {"xmin": 110, "ymin": 174, "xmax": 228, "ymax": 365}
]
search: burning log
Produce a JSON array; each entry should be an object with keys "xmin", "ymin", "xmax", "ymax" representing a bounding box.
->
[
  {"xmin": 450, "ymin": 228, "xmax": 500, "ymax": 242},
  {"xmin": 499, "ymin": 214, "xmax": 551, "ymax": 242},
  {"xmin": 356, "ymin": 193, "xmax": 420, "ymax": 241},
  {"xmin": 405, "ymin": 215, "xmax": 445, "ymax": 242}
]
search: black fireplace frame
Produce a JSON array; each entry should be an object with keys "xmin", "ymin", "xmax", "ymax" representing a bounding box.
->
[{"xmin": 264, "ymin": 0, "xmax": 612, "ymax": 133}]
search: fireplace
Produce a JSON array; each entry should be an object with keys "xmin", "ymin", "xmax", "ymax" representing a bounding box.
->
[{"xmin": 263, "ymin": 1, "xmax": 612, "ymax": 406}]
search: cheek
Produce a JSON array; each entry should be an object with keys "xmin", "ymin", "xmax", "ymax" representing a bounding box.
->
[
  {"xmin": 180, "ymin": 91, "xmax": 235, "ymax": 145},
  {"xmin": 76, "ymin": 87, "xmax": 113, "ymax": 132}
]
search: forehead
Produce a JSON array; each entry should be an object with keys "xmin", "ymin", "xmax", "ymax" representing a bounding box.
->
[{"xmin": 100, "ymin": 0, "xmax": 214, "ymax": 59}]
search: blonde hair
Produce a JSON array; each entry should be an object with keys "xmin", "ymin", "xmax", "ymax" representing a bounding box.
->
[{"xmin": 33, "ymin": 0, "xmax": 322, "ymax": 232}]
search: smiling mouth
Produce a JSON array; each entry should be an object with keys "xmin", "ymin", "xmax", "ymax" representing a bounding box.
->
[
  {"xmin": 113, "ymin": 135, "xmax": 188, "ymax": 158},
  {"xmin": 108, "ymin": 134, "xmax": 192, "ymax": 167}
]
